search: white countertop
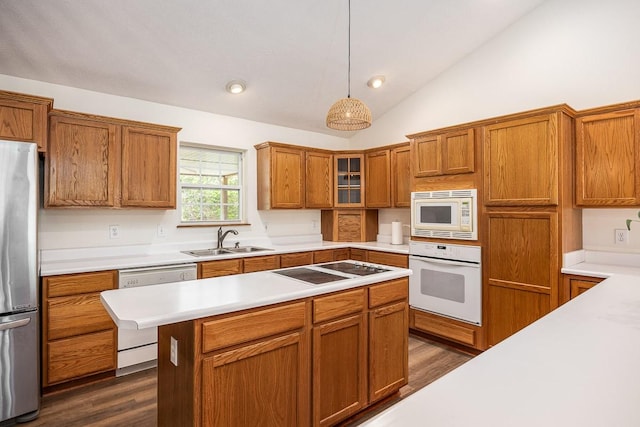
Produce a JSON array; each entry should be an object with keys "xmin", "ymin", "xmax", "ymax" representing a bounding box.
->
[
  {"xmin": 362, "ymin": 252, "xmax": 640, "ymax": 426},
  {"xmin": 101, "ymin": 262, "xmax": 411, "ymax": 330},
  {"xmin": 40, "ymin": 240, "xmax": 409, "ymax": 276}
]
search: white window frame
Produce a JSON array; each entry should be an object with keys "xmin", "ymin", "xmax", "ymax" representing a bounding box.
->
[{"xmin": 178, "ymin": 142, "xmax": 246, "ymax": 225}]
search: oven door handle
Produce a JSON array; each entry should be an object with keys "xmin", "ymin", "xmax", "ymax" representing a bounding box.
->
[{"xmin": 409, "ymin": 255, "xmax": 480, "ymax": 268}]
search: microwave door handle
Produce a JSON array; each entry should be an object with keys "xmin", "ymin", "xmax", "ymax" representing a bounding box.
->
[{"xmin": 410, "ymin": 256, "xmax": 480, "ymax": 268}]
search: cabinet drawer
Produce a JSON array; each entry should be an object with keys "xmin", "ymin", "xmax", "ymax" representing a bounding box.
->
[
  {"xmin": 313, "ymin": 289, "xmax": 365, "ymax": 324},
  {"xmin": 313, "ymin": 250, "xmax": 334, "ymax": 263},
  {"xmin": 280, "ymin": 251, "xmax": 313, "ymax": 268},
  {"xmin": 243, "ymin": 255, "xmax": 280, "ymax": 273},
  {"xmin": 45, "ymin": 270, "xmax": 116, "ymax": 298},
  {"xmin": 349, "ymin": 248, "xmax": 367, "ymax": 261},
  {"xmin": 200, "ymin": 259, "xmax": 243, "ymax": 279},
  {"xmin": 334, "ymin": 248, "xmax": 350, "ymax": 261},
  {"xmin": 46, "ymin": 329, "xmax": 116, "ymax": 385},
  {"xmin": 367, "ymin": 251, "xmax": 408, "ymax": 268},
  {"xmin": 413, "ymin": 310, "xmax": 476, "ymax": 347},
  {"xmin": 47, "ymin": 293, "xmax": 115, "ymax": 340},
  {"xmin": 369, "ymin": 279, "xmax": 408, "ymax": 308},
  {"xmin": 202, "ymin": 301, "xmax": 306, "ymax": 353}
]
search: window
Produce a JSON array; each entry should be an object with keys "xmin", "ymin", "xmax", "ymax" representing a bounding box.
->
[{"xmin": 179, "ymin": 144, "xmax": 244, "ymax": 224}]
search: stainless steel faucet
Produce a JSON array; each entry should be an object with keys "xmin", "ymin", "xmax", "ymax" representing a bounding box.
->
[{"xmin": 217, "ymin": 226, "xmax": 239, "ymax": 249}]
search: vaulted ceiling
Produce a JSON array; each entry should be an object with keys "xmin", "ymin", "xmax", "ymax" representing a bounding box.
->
[{"xmin": 0, "ymin": 0, "xmax": 546, "ymax": 135}]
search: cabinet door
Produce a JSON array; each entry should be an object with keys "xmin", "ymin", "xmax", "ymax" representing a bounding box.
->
[
  {"xmin": 306, "ymin": 150, "xmax": 333, "ymax": 208},
  {"xmin": 335, "ymin": 155, "xmax": 364, "ymax": 207},
  {"xmin": 243, "ymin": 255, "xmax": 280, "ymax": 273},
  {"xmin": 313, "ymin": 314, "xmax": 367, "ymax": 426},
  {"xmin": 121, "ymin": 126, "xmax": 177, "ymax": 208},
  {"xmin": 369, "ymin": 301, "xmax": 408, "ymax": 403},
  {"xmin": 442, "ymin": 129, "xmax": 475, "ymax": 175},
  {"xmin": 202, "ymin": 331, "xmax": 309, "ymax": 427},
  {"xmin": 365, "ymin": 149, "xmax": 391, "ymax": 208},
  {"xmin": 199, "ymin": 259, "xmax": 243, "ymax": 279},
  {"xmin": 576, "ymin": 109, "xmax": 640, "ymax": 206},
  {"xmin": 412, "ymin": 136, "xmax": 441, "ymax": 177},
  {"xmin": 486, "ymin": 212, "xmax": 558, "ymax": 346},
  {"xmin": 484, "ymin": 114, "xmax": 558, "ymax": 205},
  {"xmin": 47, "ymin": 115, "xmax": 119, "ymax": 207},
  {"xmin": 391, "ymin": 144, "xmax": 411, "ymax": 207},
  {"xmin": 272, "ymin": 146, "xmax": 305, "ymax": 208},
  {"xmin": 47, "ymin": 293, "xmax": 115, "ymax": 340},
  {"xmin": 0, "ymin": 92, "xmax": 52, "ymax": 152},
  {"xmin": 46, "ymin": 329, "xmax": 116, "ymax": 386}
]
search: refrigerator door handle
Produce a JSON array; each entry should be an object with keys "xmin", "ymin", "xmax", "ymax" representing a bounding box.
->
[{"xmin": 0, "ymin": 317, "xmax": 31, "ymax": 331}]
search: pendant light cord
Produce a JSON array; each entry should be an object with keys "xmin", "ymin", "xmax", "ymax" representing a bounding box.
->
[{"xmin": 347, "ymin": 0, "xmax": 351, "ymax": 99}]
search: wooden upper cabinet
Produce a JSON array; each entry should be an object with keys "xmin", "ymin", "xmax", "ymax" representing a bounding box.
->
[
  {"xmin": 365, "ymin": 149, "xmax": 391, "ymax": 208},
  {"xmin": 0, "ymin": 90, "xmax": 53, "ymax": 152},
  {"xmin": 256, "ymin": 142, "xmax": 305, "ymax": 209},
  {"xmin": 121, "ymin": 125, "xmax": 176, "ymax": 208},
  {"xmin": 391, "ymin": 143, "xmax": 411, "ymax": 207},
  {"xmin": 46, "ymin": 110, "xmax": 180, "ymax": 208},
  {"xmin": 575, "ymin": 108, "xmax": 640, "ymax": 206},
  {"xmin": 306, "ymin": 150, "xmax": 333, "ymax": 208},
  {"xmin": 484, "ymin": 114, "xmax": 558, "ymax": 206},
  {"xmin": 335, "ymin": 154, "xmax": 365, "ymax": 207},
  {"xmin": 47, "ymin": 113, "xmax": 119, "ymax": 207},
  {"xmin": 410, "ymin": 129, "xmax": 474, "ymax": 177}
]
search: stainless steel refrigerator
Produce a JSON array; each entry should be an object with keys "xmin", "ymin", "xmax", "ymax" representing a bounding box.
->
[{"xmin": 0, "ymin": 140, "xmax": 39, "ymax": 423}]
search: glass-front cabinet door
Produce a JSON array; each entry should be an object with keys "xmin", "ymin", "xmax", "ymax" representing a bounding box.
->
[{"xmin": 335, "ymin": 154, "xmax": 364, "ymax": 207}]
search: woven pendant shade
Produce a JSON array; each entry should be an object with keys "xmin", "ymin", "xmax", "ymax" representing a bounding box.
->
[{"xmin": 326, "ymin": 97, "xmax": 372, "ymax": 131}]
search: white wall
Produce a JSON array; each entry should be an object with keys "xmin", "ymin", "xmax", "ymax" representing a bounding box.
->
[
  {"xmin": 351, "ymin": 0, "xmax": 640, "ymax": 253},
  {"xmin": 0, "ymin": 74, "xmax": 349, "ymax": 250}
]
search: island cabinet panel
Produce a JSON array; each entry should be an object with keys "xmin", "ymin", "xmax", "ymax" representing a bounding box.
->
[
  {"xmin": 121, "ymin": 125, "xmax": 176, "ymax": 208},
  {"xmin": 365, "ymin": 149, "xmax": 391, "ymax": 208},
  {"xmin": 368, "ymin": 279, "xmax": 408, "ymax": 403},
  {"xmin": 483, "ymin": 114, "xmax": 558, "ymax": 206},
  {"xmin": 0, "ymin": 90, "xmax": 53, "ymax": 152},
  {"xmin": 42, "ymin": 270, "xmax": 118, "ymax": 388},
  {"xmin": 391, "ymin": 143, "xmax": 411, "ymax": 207},
  {"xmin": 198, "ymin": 258, "xmax": 243, "ymax": 279},
  {"xmin": 306, "ymin": 150, "xmax": 333, "ymax": 208},
  {"xmin": 313, "ymin": 290, "xmax": 367, "ymax": 426},
  {"xmin": 47, "ymin": 114, "xmax": 119, "ymax": 207},
  {"xmin": 575, "ymin": 108, "xmax": 640, "ymax": 206},
  {"xmin": 562, "ymin": 274, "xmax": 604, "ymax": 302}
]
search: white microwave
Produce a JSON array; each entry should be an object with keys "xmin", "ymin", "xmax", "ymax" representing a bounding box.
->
[{"xmin": 411, "ymin": 189, "xmax": 477, "ymax": 240}]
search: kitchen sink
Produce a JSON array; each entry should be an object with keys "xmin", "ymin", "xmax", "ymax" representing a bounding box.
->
[
  {"xmin": 225, "ymin": 246, "xmax": 272, "ymax": 253},
  {"xmin": 181, "ymin": 246, "xmax": 272, "ymax": 257}
]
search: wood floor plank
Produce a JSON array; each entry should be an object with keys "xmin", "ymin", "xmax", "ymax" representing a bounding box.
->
[{"xmin": 22, "ymin": 335, "xmax": 472, "ymax": 426}]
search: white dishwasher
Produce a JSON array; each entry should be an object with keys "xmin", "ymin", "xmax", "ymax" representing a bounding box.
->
[{"xmin": 117, "ymin": 263, "xmax": 197, "ymax": 376}]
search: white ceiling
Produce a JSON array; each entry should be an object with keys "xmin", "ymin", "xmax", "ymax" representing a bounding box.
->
[{"xmin": 0, "ymin": 0, "xmax": 546, "ymax": 136}]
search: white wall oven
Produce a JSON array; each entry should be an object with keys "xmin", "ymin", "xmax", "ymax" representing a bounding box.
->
[
  {"xmin": 409, "ymin": 241, "xmax": 481, "ymax": 325},
  {"xmin": 411, "ymin": 189, "xmax": 477, "ymax": 240}
]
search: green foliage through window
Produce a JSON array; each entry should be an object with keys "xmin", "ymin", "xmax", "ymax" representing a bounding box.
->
[{"xmin": 180, "ymin": 145, "xmax": 243, "ymax": 223}]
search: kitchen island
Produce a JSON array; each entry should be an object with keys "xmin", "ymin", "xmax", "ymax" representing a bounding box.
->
[
  {"xmin": 101, "ymin": 261, "xmax": 412, "ymax": 427},
  {"xmin": 360, "ymin": 269, "xmax": 640, "ymax": 426}
]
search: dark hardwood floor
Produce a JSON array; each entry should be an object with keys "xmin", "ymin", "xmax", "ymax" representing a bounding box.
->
[{"xmin": 23, "ymin": 335, "xmax": 472, "ymax": 427}]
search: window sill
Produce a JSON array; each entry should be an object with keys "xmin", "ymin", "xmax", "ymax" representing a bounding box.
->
[{"xmin": 177, "ymin": 222, "xmax": 251, "ymax": 228}]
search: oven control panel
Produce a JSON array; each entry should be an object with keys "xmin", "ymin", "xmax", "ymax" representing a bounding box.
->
[{"xmin": 409, "ymin": 241, "xmax": 481, "ymax": 263}]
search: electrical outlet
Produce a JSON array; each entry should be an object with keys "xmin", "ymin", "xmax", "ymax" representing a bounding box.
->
[
  {"xmin": 615, "ymin": 228, "xmax": 629, "ymax": 245},
  {"xmin": 109, "ymin": 225, "xmax": 120, "ymax": 239},
  {"xmin": 311, "ymin": 220, "xmax": 318, "ymax": 230},
  {"xmin": 170, "ymin": 336, "xmax": 178, "ymax": 366},
  {"xmin": 157, "ymin": 224, "xmax": 166, "ymax": 237}
]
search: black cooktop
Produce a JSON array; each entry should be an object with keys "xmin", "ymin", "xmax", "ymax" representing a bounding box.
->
[
  {"xmin": 272, "ymin": 268, "xmax": 347, "ymax": 285},
  {"xmin": 319, "ymin": 262, "xmax": 390, "ymax": 276}
]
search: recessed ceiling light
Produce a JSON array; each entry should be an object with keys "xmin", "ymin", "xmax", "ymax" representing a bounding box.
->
[
  {"xmin": 367, "ymin": 75, "xmax": 386, "ymax": 89},
  {"xmin": 225, "ymin": 80, "xmax": 246, "ymax": 94}
]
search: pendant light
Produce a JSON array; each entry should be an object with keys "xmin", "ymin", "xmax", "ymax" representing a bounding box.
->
[{"xmin": 326, "ymin": 0, "xmax": 372, "ymax": 131}]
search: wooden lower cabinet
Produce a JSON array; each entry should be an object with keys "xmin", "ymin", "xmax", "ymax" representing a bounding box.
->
[
  {"xmin": 313, "ymin": 289, "xmax": 367, "ymax": 427},
  {"xmin": 410, "ymin": 309, "xmax": 481, "ymax": 349},
  {"xmin": 243, "ymin": 254, "xmax": 280, "ymax": 272},
  {"xmin": 157, "ymin": 279, "xmax": 408, "ymax": 427},
  {"xmin": 563, "ymin": 274, "xmax": 604, "ymax": 301},
  {"xmin": 199, "ymin": 258, "xmax": 243, "ymax": 278},
  {"xmin": 281, "ymin": 251, "xmax": 314, "ymax": 268},
  {"xmin": 367, "ymin": 250, "xmax": 408, "ymax": 268},
  {"xmin": 42, "ymin": 270, "xmax": 118, "ymax": 388}
]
